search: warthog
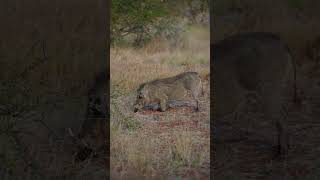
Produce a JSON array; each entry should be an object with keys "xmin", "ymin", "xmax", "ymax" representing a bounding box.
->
[
  {"xmin": 134, "ymin": 72, "xmax": 203, "ymax": 112},
  {"xmin": 212, "ymin": 32, "xmax": 296, "ymax": 156}
]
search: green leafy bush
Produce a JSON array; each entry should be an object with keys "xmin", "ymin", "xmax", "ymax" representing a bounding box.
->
[{"xmin": 111, "ymin": 0, "xmax": 169, "ymax": 46}]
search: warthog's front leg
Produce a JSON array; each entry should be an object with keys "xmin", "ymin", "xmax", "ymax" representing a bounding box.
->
[
  {"xmin": 160, "ymin": 99, "xmax": 167, "ymax": 112},
  {"xmin": 158, "ymin": 95, "xmax": 168, "ymax": 112}
]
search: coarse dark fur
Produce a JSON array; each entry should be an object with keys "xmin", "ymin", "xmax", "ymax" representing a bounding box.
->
[{"xmin": 134, "ymin": 72, "xmax": 203, "ymax": 112}]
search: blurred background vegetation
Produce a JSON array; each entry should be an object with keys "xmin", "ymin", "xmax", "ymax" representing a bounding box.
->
[{"xmin": 111, "ymin": 0, "xmax": 209, "ymax": 47}]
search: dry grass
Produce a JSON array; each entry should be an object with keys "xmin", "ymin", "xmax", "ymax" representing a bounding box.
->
[
  {"xmin": 111, "ymin": 26, "xmax": 210, "ymax": 94},
  {"xmin": 110, "ymin": 25, "xmax": 210, "ymax": 179}
]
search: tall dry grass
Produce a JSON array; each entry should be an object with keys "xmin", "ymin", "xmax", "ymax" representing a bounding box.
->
[
  {"xmin": 110, "ymin": 25, "xmax": 210, "ymax": 179},
  {"xmin": 111, "ymin": 26, "xmax": 210, "ymax": 94}
]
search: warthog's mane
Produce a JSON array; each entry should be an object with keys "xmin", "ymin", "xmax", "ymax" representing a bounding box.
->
[{"xmin": 136, "ymin": 72, "xmax": 199, "ymax": 92}]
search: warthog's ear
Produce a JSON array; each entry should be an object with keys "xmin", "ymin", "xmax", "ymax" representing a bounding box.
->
[{"xmin": 143, "ymin": 87, "xmax": 149, "ymax": 96}]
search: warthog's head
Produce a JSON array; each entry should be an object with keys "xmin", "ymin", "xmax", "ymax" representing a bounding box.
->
[{"xmin": 133, "ymin": 84, "xmax": 151, "ymax": 112}]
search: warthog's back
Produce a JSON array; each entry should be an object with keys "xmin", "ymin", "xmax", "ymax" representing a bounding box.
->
[
  {"xmin": 140, "ymin": 72, "xmax": 202, "ymax": 97},
  {"xmin": 146, "ymin": 72, "xmax": 200, "ymax": 86}
]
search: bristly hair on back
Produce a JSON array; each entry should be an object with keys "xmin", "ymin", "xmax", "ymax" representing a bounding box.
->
[{"xmin": 137, "ymin": 82, "xmax": 147, "ymax": 92}]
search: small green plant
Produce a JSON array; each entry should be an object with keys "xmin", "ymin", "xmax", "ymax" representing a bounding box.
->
[{"xmin": 120, "ymin": 116, "xmax": 141, "ymax": 131}]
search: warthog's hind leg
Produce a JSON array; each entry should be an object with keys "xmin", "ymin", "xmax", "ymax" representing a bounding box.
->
[{"xmin": 190, "ymin": 90, "xmax": 200, "ymax": 112}]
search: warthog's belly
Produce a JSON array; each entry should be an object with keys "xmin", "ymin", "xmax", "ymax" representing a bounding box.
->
[{"xmin": 143, "ymin": 100, "xmax": 197, "ymax": 111}]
